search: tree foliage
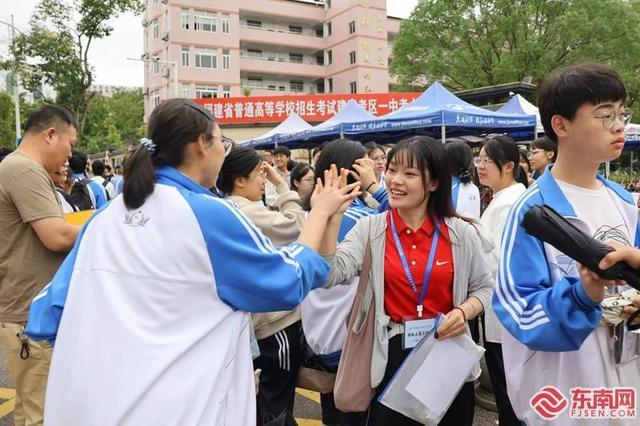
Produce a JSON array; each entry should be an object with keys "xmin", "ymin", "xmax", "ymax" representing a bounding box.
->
[
  {"xmin": 391, "ymin": 0, "xmax": 640, "ymax": 111},
  {"xmin": 83, "ymin": 89, "xmax": 145, "ymax": 153},
  {"xmin": 1, "ymin": 0, "xmax": 144, "ymax": 144}
]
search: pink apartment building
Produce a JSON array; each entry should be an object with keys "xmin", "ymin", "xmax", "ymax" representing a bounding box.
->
[{"xmin": 143, "ymin": 0, "xmax": 402, "ymax": 118}]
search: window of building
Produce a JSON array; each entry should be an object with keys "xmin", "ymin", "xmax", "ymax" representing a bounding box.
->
[
  {"xmin": 289, "ymin": 25, "xmax": 303, "ymax": 34},
  {"xmin": 181, "ymin": 46, "xmax": 189, "ymax": 66},
  {"xmin": 350, "ymin": 81, "xmax": 357, "ymax": 94},
  {"xmin": 181, "ymin": 84, "xmax": 190, "ymax": 98},
  {"xmin": 315, "ymin": 27, "xmax": 323, "ymax": 37},
  {"xmin": 316, "ymin": 80, "xmax": 325, "ymax": 94},
  {"xmin": 181, "ymin": 8, "xmax": 189, "ymax": 29},
  {"xmin": 151, "ymin": 91, "xmax": 160, "ymax": 109},
  {"xmin": 290, "ymin": 80, "xmax": 304, "ymax": 92},
  {"xmin": 195, "ymin": 48, "xmax": 217, "ymax": 68},
  {"xmin": 195, "ymin": 85, "xmax": 218, "ymax": 98},
  {"xmin": 349, "ymin": 51, "xmax": 356, "ymax": 64},
  {"xmin": 289, "ymin": 53, "xmax": 303, "ymax": 63},
  {"xmin": 222, "ymin": 49, "xmax": 230, "ymax": 69},
  {"xmin": 316, "ymin": 53, "xmax": 324, "ymax": 65},
  {"xmin": 151, "ymin": 19, "xmax": 159, "ymax": 38},
  {"xmin": 247, "ymin": 77, "xmax": 263, "ymax": 88},
  {"xmin": 327, "ymin": 78, "xmax": 333, "ymax": 93},
  {"xmin": 326, "ymin": 22, "xmax": 332, "ymax": 37},
  {"xmin": 153, "ymin": 59, "xmax": 160, "ymax": 74},
  {"xmin": 194, "ymin": 10, "xmax": 216, "ymax": 32},
  {"xmin": 222, "ymin": 13, "xmax": 230, "ymax": 33},
  {"xmin": 326, "ymin": 0, "xmax": 331, "ymax": 9},
  {"xmin": 222, "ymin": 85, "xmax": 231, "ymax": 98},
  {"xmin": 348, "ymin": 20, "xmax": 356, "ymax": 34},
  {"xmin": 326, "ymin": 50, "xmax": 332, "ymax": 65},
  {"xmin": 247, "ymin": 19, "xmax": 262, "ymax": 29},
  {"xmin": 247, "ymin": 49, "xmax": 262, "ymax": 58}
]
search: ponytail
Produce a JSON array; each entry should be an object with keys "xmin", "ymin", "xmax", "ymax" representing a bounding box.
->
[
  {"xmin": 123, "ymin": 144, "xmax": 155, "ymax": 210},
  {"xmin": 121, "ymin": 99, "xmax": 217, "ymax": 210}
]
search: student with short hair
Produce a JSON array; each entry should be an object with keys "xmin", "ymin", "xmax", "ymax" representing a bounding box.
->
[
  {"xmin": 91, "ymin": 159, "xmax": 115, "ymax": 200},
  {"xmin": 68, "ymin": 150, "xmax": 108, "ymax": 209},
  {"xmin": 529, "ymin": 136, "xmax": 557, "ymax": 179},
  {"xmin": 494, "ymin": 63, "xmax": 637, "ymax": 425},
  {"xmin": 290, "ymin": 162, "xmax": 315, "ymax": 199},
  {"xmin": 265, "ymin": 146, "xmax": 293, "ymax": 206},
  {"xmin": 26, "ymin": 99, "xmax": 359, "ymax": 425}
]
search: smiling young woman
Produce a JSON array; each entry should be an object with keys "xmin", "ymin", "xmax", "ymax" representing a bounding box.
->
[{"xmin": 324, "ymin": 136, "xmax": 493, "ymax": 425}]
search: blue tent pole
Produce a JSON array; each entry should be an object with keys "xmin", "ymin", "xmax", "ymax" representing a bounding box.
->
[{"xmin": 441, "ymin": 125, "xmax": 446, "ymax": 144}]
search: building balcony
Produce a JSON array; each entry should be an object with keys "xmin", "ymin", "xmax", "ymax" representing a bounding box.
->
[
  {"xmin": 240, "ymin": 78, "xmax": 319, "ymax": 95},
  {"xmin": 239, "ymin": 25, "xmax": 325, "ymax": 50},
  {"xmin": 239, "ymin": 55, "xmax": 325, "ymax": 78}
]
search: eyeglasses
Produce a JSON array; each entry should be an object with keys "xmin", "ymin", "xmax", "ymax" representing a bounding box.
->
[
  {"xmin": 474, "ymin": 157, "xmax": 494, "ymax": 167},
  {"xmin": 221, "ymin": 135, "xmax": 234, "ymax": 157},
  {"xmin": 589, "ymin": 107, "xmax": 633, "ymax": 130}
]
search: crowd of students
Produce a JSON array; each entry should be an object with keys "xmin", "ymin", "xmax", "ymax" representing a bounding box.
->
[{"xmin": 0, "ymin": 62, "xmax": 639, "ymax": 426}]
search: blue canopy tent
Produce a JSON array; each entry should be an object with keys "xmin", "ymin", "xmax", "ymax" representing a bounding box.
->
[
  {"xmin": 240, "ymin": 113, "xmax": 312, "ymax": 148},
  {"xmin": 341, "ymin": 82, "xmax": 537, "ymax": 143},
  {"xmin": 497, "ymin": 94, "xmax": 544, "ymax": 141},
  {"xmin": 624, "ymin": 124, "xmax": 640, "ymax": 151},
  {"xmin": 274, "ymin": 100, "xmax": 377, "ymax": 148}
]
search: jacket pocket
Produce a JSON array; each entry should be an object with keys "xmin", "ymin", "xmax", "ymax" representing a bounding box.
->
[{"xmin": 372, "ymin": 313, "xmax": 390, "ymax": 387}]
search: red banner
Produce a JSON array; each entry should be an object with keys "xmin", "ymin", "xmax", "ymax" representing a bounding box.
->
[{"xmin": 192, "ymin": 92, "xmax": 421, "ymax": 124}]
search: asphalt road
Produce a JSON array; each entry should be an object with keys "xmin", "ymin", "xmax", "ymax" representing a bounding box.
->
[{"xmin": 0, "ymin": 355, "xmax": 498, "ymax": 425}]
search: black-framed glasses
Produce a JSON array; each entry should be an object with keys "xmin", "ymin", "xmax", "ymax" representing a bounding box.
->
[{"xmin": 591, "ymin": 108, "xmax": 633, "ymax": 130}]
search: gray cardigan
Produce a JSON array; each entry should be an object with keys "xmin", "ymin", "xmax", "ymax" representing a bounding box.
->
[{"xmin": 323, "ymin": 213, "xmax": 494, "ymax": 387}]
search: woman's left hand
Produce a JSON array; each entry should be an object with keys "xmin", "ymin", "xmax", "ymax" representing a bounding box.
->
[
  {"xmin": 621, "ymin": 296, "xmax": 640, "ymax": 326},
  {"xmin": 436, "ymin": 308, "xmax": 467, "ymax": 340}
]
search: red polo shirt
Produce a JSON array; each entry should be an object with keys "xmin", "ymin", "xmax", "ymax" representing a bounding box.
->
[{"xmin": 384, "ymin": 209, "xmax": 454, "ymax": 323}]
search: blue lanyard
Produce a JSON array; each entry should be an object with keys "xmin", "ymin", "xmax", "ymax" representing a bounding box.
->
[
  {"xmin": 389, "ymin": 211, "xmax": 441, "ymax": 318},
  {"xmin": 451, "ymin": 177, "xmax": 460, "ymax": 210}
]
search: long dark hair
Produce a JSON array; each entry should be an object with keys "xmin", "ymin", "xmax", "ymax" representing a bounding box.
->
[
  {"xmin": 482, "ymin": 136, "xmax": 529, "ymax": 188},
  {"xmin": 387, "ymin": 136, "xmax": 457, "ymax": 221},
  {"xmin": 302, "ymin": 138, "xmax": 365, "ymax": 209},
  {"xmin": 217, "ymin": 146, "xmax": 262, "ymax": 195},
  {"xmin": 444, "ymin": 140, "xmax": 474, "ymax": 184},
  {"xmin": 314, "ymin": 138, "xmax": 366, "ymax": 186},
  {"xmin": 123, "ymin": 99, "xmax": 215, "ymax": 209}
]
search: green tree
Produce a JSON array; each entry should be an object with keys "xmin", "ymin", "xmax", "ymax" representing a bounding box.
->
[
  {"xmin": 0, "ymin": 92, "xmax": 15, "ymax": 148},
  {"xmin": 1, "ymin": 0, "xmax": 144, "ymax": 146},
  {"xmin": 83, "ymin": 88, "xmax": 144, "ymax": 153},
  {"xmin": 391, "ymin": 0, "xmax": 640, "ymax": 113}
]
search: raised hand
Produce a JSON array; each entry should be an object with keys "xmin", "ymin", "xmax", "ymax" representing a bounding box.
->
[
  {"xmin": 352, "ymin": 157, "xmax": 377, "ymax": 192},
  {"xmin": 261, "ymin": 161, "xmax": 284, "ymax": 187},
  {"xmin": 311, "ymin": 165, "xmax": 361, "ymax": 217}
]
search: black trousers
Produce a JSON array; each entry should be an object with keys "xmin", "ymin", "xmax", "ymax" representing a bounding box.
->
[
  {"xmin": 483, "ymin": 342, "xmax": 520, "ymax": 426},
  {"xmin": 254, "ymin": 321, "xmax": 303, "ymax": 419},
  {"xmin": 339, "ymin": 334, "xmax": 475, "ymax": 426}
]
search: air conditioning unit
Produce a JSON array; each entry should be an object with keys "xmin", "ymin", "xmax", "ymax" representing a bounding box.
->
[
  {"xmin": 141, "ymin": 52, "xmax": 150, "ymax": 60},
  {"xmin": 162, "ymin": 68, "xmax": 170, "ymax": 78},
  {"xmin": 161, "ymin": 31, "xmax": 169, "ymax": 41},
  {"xmin": 142, "ymin": 18, "xmax": 148, "ymax": 27}
]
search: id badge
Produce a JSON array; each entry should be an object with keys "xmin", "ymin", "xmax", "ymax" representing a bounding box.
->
[{"xmin": 402, "ymin": 316, "xmax": 436, "ymax": 350}]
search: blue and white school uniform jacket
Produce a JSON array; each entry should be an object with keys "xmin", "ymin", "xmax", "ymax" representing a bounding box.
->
[
  {"xmin": 301, "ymin": 194, "xmax": 383, "ymax": 367},
  {"xmin": 493, "ymin": 170, "xmax": 640, "ymax": 425},
  {"xmin": 27, "ymin": 167, "xmax": 330, "ymax": 426}
]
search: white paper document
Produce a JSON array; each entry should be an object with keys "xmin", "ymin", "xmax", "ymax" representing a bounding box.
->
[{"xmin": 405, "ymin": 336, "xmax": 479, "ymax": 415}]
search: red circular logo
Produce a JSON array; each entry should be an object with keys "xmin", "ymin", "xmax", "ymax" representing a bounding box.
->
[{"xmin": 530, "ymin": 386, "xmax": 569, "ymax": 420}]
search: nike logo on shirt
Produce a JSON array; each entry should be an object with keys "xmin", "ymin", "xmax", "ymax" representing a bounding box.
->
[{"xmin": 435, "ymin": 260, "xmax": 448, "ymax": 266}]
